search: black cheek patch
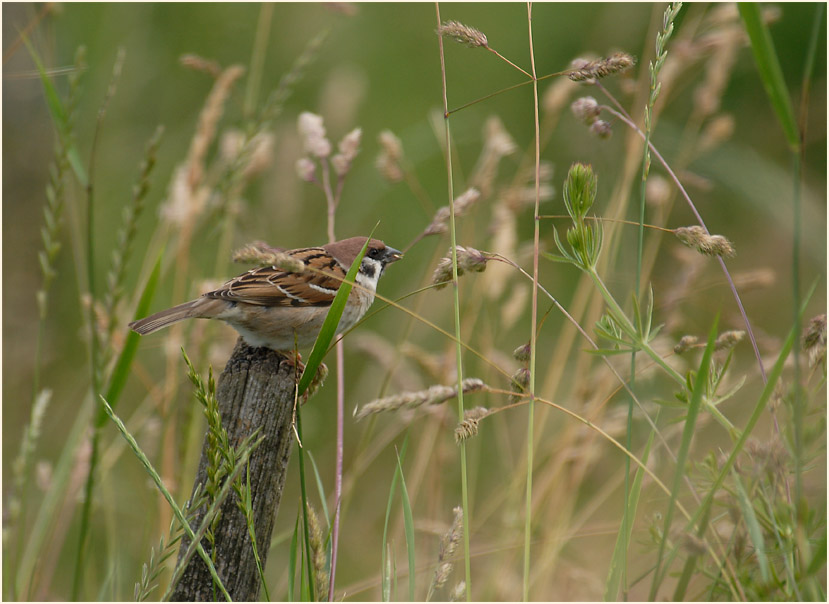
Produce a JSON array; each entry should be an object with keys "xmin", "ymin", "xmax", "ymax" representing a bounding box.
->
[{"xmin": 360, "ymin": 262, "xmax": 376, "ymax": 279}]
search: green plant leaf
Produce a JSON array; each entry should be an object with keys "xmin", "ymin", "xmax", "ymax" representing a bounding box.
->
[
  {"xmin": 651, "ymin": 315, "xmax": 718, "ymax": 599},
  {"xmin": 101, "ymin": 396, "xmax": 230, "ymax": 601},
  {"xmin": 604, "ymin": 417, "xmax": 658, "ymax": 600},
  {"xmin": 738, "ymin": 3, "xmax": 799, "ymax": 151},
  {"xmin": 731, "ymin": 467, "xmax": 770, "ymax": 583},
  {"xmin": 382, "ymin": 437, "xmax": 408, "ymax": 601},
  {"xmin": 396, "ymin": 447, "xmax": 416, "ymax": 601},
  {"xmin": 297, "ymin": 229, "xmax": 376, "ymax": 396},
  {"xmin": 98, "ymin": 250, "xmax": 163, "ymax": 426},
  {"xmin": 22, "ymin": 34, "xmax": 89, "ymax": 188}
]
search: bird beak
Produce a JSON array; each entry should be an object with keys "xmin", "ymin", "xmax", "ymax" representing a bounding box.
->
[{"xmin": 385, "ymin": 247, "xmax": 403, "ymax": 263}]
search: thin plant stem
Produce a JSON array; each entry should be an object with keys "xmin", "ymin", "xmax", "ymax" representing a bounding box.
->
[
  {"xmin": 73, "ymin": 47, "xmax": 125, "ymax": 599},
  {"xmin": 435, "ymin": 3, "xmax": 471, "ymax": 600},
  {"xmin": 522, "ymin": 3, "xmax": 541, "ymax": 601},
  {"xmin": 319, "ymin": 156, "xmax": 344, "ymax": 602},
  {"xmin": 597, "ymin": 89, "xmax": 768, "ymax": 384}
]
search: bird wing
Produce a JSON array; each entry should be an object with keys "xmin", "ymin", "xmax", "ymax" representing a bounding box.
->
[{"xmin": 203, "ymin": 247, "xmax": 345, "ymax": 307}]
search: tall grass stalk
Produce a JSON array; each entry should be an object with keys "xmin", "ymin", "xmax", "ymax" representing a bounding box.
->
[
  {"xmin": 522, "ymin": 3, "xmax": 542, "ymax": 600},
  {"xmin": 73, "ymin": 47, "xmax": 126, "ymax": 599},
  {"xmin": 435, "ymin": 3, "xmax": 472, "ymax": 599},
  {"xmin": 627, "ymin": 6, "xmax": 680, "ymax": 597}
]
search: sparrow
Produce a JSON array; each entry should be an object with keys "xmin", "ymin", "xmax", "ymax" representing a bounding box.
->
[{"xmin": 129, "ymin": 237, "xmax": 402, "ymax": 351}]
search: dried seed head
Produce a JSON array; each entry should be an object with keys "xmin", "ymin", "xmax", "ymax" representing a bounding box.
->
[
  {"xmin": 306, "ymin": 503, "xmax": 330, "ymax": 599},
  {"xmin": 232, "ymin": 243, "xmax": 306, "ymax": 273},
  {"xmin": 714, "ymin": 330, "xmax": 745, "ymax": 351},
  {"xmin": 296, "ymin": 157, "xmax": 316, "ymax": 182},
  {"xmin": 376, "ymin": 129, "xmax": 404, "ymax": 182},
  {"xmin": 431, "ymin": 507, "xmax": 464, "ymax": 591},
  {"xmin": 332, "ymin": 127, "xmax": 362, "ymax": 176},
  {"xmin": 674, "ymin": 225, "xmax": 736, "ymax": 258},
  {"xmin": 424, "ymin": 188, "xmax": 482, "ymax": 237},
  {"xmin": 513, "ymin": 343, "xmax": 532, "ymax": 363},
  {"xmin": 454, "ymin": 407, "xmax": 491, "ymax": 444},
  {"xmin": 355, "ymin": 378, "xmax": 486, "ymax": 420},
  {"xmin": 570, "ymin": 96, "xmax": 601, "ymax": 124},
  {"xmin": 450, "ymin": 582, "xmax": 466, "ymax": 602},
  {"xmin": 378, "ymin": 129, "xmax": 403, "ymax": 160},
  {"xmin": 512, "ymin": 366, "xmax": 531, "ymax": 391},
  {"xmin": 803, "ymin": 313, "xmax": 827, "ymax": 370},
  {"xmin": 454, "ymin": 418, "xmax": 480, "ymax": 443},
  {"xmin": 569, "ymin": 52, "xmax": 635, "ymax": 82},
  {"xmin": 589, "ymin": 119, "xmax": 613, "ymax": 139},
  {"xmin": 432, "ymin": 246, "xmax": 490, "ymax": 289},
  {"xmin": 438, "ymin": 20, "xmax": 488, "ymax": 48},
  {"xmin": 674, "ymin": 335, "xmax": 699, "ymax": 354},
  {"xmin": 297, "ymin": 112, "xmax": 331, "ymax": 158}
]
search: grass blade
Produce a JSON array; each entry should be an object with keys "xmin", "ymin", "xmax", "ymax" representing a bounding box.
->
[
  {"xmin": 100, "ymin": 249, "xmax": 163, "ymax": 421},
  {"xmin": 297, "ymin": 230, "xmax": 375, "ymax": 396},
  {"xmin": 381, "ymin": 437, "xmax": 407, "ymax": 601},
  {"xmin": 307, "ymin": 451, "xmax": 331, "ymax": 527},
  {"xmin": 604, "ymin": 414, "xmax": 658, "ymax": 600},
  {"xmin": 395, "ymin": 447, "xmax": 416, "ymax": 601},
  {"xmin": 671, "ymin": 279, "xmax": 819, "ymax": 600},
  {"xmin": 288, "ymin": 513, "xmax": 299, "ymax": 601},
  {"xmin": 731, "ymin": 468, "xmax": 770, "ymax": 583},
  {"xmin": 738, "ymin": 3, "xmax": 799, "ymax": 150},
  {"xmin": 21, "ymin": 34, "xmax": 89, "ymax": 187},
  {"xmin": 101, "ymin": 396, "xmax": 231, "ymax": 601},
  {"xmin": 650, "ymin": 316, "xmax": 718, "ymax": 599}
]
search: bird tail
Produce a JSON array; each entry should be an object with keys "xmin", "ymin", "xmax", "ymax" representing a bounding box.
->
[{"xmin": 129, "ymin": 299, "xmax": 205, "ymax": 335}]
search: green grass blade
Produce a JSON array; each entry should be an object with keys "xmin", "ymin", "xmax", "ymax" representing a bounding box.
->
[
  {"xmin": 671, "ymin": 280, "xmax": 819, "ymax": 599},
  {"xmin": 307, "ymin": 451, "xmax": 331, "ymax": 527},
  {"xmin": 650, "ymin": 316, "xmax": 718, "ymax": 599},
  {"xmin": 21, "ymin": 34, "xmax": 89, "ymax": 187},
  {"xmin": 100, "ymin": 250, "xmax": 163, "ymax": 423},
  {"xmin": 297, "ymin": 228, "xmax": 376, "ymax": 396},
  {"xmin": 738, "ymin": 3, "xmax": 799, "ymax": 150},
  {"xmin": 381, "ymin": 437, "xmax": 407, "ymax": 601},
  {"xmin": 604, "ymin": 415, "xmax": 658, "ymax": 600},
  {"xmin": 731, "ymin": 468, "xmax": 770, "ymax": 583},
  {"xmin": 101, "ymin": 396, "xmax": 231, "ymax": 601},
  {"xmin": 288, "ymin": 513, "xmax": 299, "ymax": 601},
  {"xmin": 294, "ymin": 408, "xmax": 316, "ymax": 601},
  {"xmin": 395, "ymin": 448, "xmax": 416, "ymax": 601}
]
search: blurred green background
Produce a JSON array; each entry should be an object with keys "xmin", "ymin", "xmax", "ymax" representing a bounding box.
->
[{"xmin": 3, "ymin": 2, "xmax": 826, "ymax": 600}]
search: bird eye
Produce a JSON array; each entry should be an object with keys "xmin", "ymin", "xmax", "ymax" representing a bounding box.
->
[{"xmin": 368, "ymin": 248, "xmax": 381, "ymax": 259}]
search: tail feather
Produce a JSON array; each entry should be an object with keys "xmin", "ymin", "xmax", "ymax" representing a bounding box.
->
[{"xmin": 129, "ymin": 299, "xmax": 203, "ymax": 335}]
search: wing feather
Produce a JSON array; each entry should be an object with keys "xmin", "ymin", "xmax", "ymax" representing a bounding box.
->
[{"xmin": 203, "ymin": 247, "xmax": 344, "ymax": 307}]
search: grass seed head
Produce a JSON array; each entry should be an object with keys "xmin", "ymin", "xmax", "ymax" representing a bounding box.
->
[
  {"xmin": 674, "ymin": 225, "xmax": 736, "ymax": 258},
  {"xmin": 438, "ymin": 20, "xmax": 488, "ymax": 48}
]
